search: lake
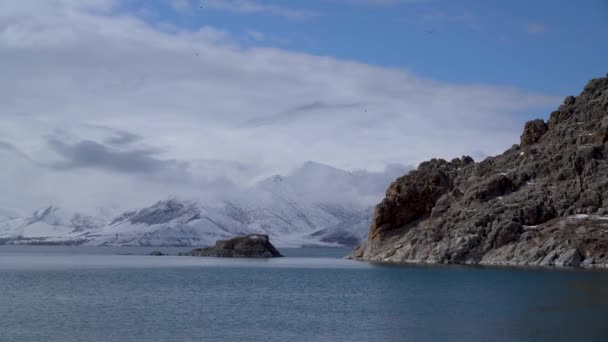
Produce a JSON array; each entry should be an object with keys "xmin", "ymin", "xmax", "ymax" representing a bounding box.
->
[{"xmin": 1, "ymin": 246, "xmax": 607, "ymax": 341}]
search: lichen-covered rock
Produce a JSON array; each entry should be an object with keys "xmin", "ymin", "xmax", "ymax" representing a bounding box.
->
[
  {"xmin": 350, "ymin": 75, "xmax": 608, "ymax": 268},
  {"xmin": 183, "ymin": 234, "xmax": 283, "ymax": 258}
]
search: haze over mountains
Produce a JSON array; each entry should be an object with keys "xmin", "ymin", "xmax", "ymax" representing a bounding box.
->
[{"xmin": 0, "ymin": 161, "xmax": 408, "ymax": 247}]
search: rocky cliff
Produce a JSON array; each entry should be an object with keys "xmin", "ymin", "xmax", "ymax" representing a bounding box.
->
[
  {"xmin": 183, "ymin": 234, "xmax": 283, "ymax": 258},
  {"xmin": 351, "ymin": 75, "xmax": 608, "ymax": 268}
]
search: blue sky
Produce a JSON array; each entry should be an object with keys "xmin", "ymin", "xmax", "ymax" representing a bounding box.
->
[{"xmin": 126, "ymin": 0, "xmax": 608, "ymax": 95}]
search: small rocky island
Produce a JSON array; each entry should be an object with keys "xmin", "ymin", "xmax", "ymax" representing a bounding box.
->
[
  {"xmin": 182, "ymin": 234, "xmax": 283, "ymax": 258},
  {"xmin": 351, "ymin": 74, "xmax": 608, "ymax": 268}
]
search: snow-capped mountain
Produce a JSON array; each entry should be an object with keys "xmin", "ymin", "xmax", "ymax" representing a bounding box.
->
[
  {"xmin": 0, "ymin": 198, "xmax": 368, "ymax": 247},
  {"xmin": 87, "ymin": 199, "xmax": 242, "ymax": 247},
  {"xmin": 307, "ymin": 208, "xmax": 373, "ymax": 247},
  {"xmin": 0, "ymin": 161, "xmax": 401, "ymax": 247},
  {"xmin": 0, "ymin": 206, "xmax": 105, "ymax": 244}
]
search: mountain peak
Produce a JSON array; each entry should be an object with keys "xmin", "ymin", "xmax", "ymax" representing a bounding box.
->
[
  {"xmin": 299, "ymin": 160, "xmax": 349, "ymax": 173},
  {"xmin": 29, "ymin": 205, "xmax": 59, "ymax": 223}
]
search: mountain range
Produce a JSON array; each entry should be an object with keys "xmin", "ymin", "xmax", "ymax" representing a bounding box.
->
[{"xmin": 0, "ymin": 161, "xmax": 399, "ymax": 247}]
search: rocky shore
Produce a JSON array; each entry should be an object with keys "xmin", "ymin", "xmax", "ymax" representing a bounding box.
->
[
  {"xmin": 350, "ymin": 75, "xmax": 608, "ymax": 268},
  {"xmin": 182, "ymin": 234, "xmax": 283, "ymax": 258}
]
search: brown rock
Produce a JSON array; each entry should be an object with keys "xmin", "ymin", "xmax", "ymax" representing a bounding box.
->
[
  {"xmin": 183, "ymin": 234, "xmax": 283, "ymax": 258},
  {"xmin": 369, "ymin": 159, "xmax": 457, "ymax": 239},
  {"xmin": 520, "ymin": 119, "xmax": 548, "ymax": 146}
]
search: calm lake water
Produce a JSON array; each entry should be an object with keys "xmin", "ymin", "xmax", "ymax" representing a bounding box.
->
[{"xmin": 1, "ymin": 246, "xmax": 608, "ymax": 342}]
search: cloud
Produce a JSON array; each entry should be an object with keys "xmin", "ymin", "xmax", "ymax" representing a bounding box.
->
[
  {"xmin": 0, "ymin": 140, "xmax": 32, "ymax": 161},
  {"xmin": 245, "ymin": 101, "xmax": 365, "ymax": 127},
  {"xmin": 83, "ymin": 124, "xmax": 142, "ymax": 146},
  {"xmin": 526, "ymin": 23, "xmax": 547, "ymax": 34},
  {"xmin": 351, "ymin": 163, "xmax": 412, "ymax": 199},
  {"xmin": 46, "ymin": 137, "xmax": 183, "ymax": 174},
  {"xmin": 2, "ymin": 133, "xmax": 191, "ymax": 181},
  {"xmin": 104, "ymin": 131, "xmax": 141, "ymax": 146},
  {"xmin": 0, "ymin": 140, "xmax": 18, "ymax": 152},
  {"xmin": 246, "ymin": 30, "xmax": 265, "ymax": 42},
  {"xmin": 0, "ymin": 0, "xmax": 561, "ymax": 212},
  {"xmin": 0, "ymin": 136, "xmax": 246, "ymax": 212},
  {"xmin": 276, "ymin": 161, "xmax": 413, "ymax": 207},
  {"xmin": 199, "ymin": 0, "xmax": 323, "ymax": 19},
  {"xmin": 245, "ymin": 29, "xmax": 289, "ymax": 45}
]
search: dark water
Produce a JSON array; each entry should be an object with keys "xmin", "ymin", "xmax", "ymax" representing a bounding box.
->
[{"xmin": 1, "ymin": 246, "xmax": 608, "ymax": 342}]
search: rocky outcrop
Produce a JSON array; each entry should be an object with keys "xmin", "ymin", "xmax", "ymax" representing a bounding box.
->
[
  {"xmin": 183, "ymin": 234, "xmax": 283, "ymax": 258},
  {"xmin": 520, "ymin": 119, "xmax": 548, "ymax": 146},
  {"xmin": 351, "ymin": 74, "xmax": 608, "ymax": 268}
]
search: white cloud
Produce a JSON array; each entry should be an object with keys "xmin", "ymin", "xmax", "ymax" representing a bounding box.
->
[
  {"xmin": 246, "ymin": 30, "xmax": 266, "ymax": 41},
  {"xmin": 199, "ymin": 0, "xmax": 323, "ymax": 19},
  {"xmin": 0, "ymin": 0, "xmax": 560, "ymax": 212}
]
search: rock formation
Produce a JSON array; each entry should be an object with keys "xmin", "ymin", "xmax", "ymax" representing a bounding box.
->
[
  {"xmin": 351, "ymin": 74, "xmax": 608, "ymax": 268},
  {"xmin": 183, "ymin": 234, "xmax": 283, "ymax": 258}
]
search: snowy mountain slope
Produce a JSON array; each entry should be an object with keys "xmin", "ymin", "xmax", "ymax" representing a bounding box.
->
[
  {"xmin": 0, "ymin": 200, "xmax": 237, "ymax": 246},
  {"xmin": 0, "ymin": 161, "xmax": 393, "ymax": 247},
  {"xmin": 85, "ymin": 199, "xmax": 236, "ymax": 246},
  {"xmin": 0, "ymin": 196, "xmax": 371, "ymax": 247},
  {"xmin": 247, "ymin": 174, "xmax": 357, "ymax": 235},
  {"xmin": 0, "ymin": 206, "xmax": 105, "ymax": 244},
  {"xmin": 308, "ymin": 208, "xmax": 373, "ymax": 247}
]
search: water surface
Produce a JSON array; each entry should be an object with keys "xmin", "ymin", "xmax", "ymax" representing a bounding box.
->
[{"xmin": 1, "ymin": 246, "xmax": 607, "ymax": 341}]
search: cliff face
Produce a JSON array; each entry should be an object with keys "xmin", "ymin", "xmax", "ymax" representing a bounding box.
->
[{"xmin": 351, "ymin": 75, "xmax": 608, "ymax": 268}]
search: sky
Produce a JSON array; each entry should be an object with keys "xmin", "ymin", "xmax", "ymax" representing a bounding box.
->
[{"xmin": 0, "ymin": 0, "xmax": 606, "ymax": 213}]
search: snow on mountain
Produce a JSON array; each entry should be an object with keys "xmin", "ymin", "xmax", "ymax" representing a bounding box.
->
[
  {"xmin": 0, "ymin": 161, "xmax": 398, "ymax": 247},
  {"xmin": 87, "ymin": 199, "xmax": 240, "ymax": 247},
  {"xmin": 0, "ymin": 197, "xmax": 367, "ymax": 247},
  {"xmin": 308, "ymin": 208, "xmax": 373, "ymax": 247},
  {"xmin": 0, "ymin": 206, "xmax": 105, "ymax": 244},
  {"xmin": 250, "ymin": 173, "xmax": 358, "ymax": 235}
]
